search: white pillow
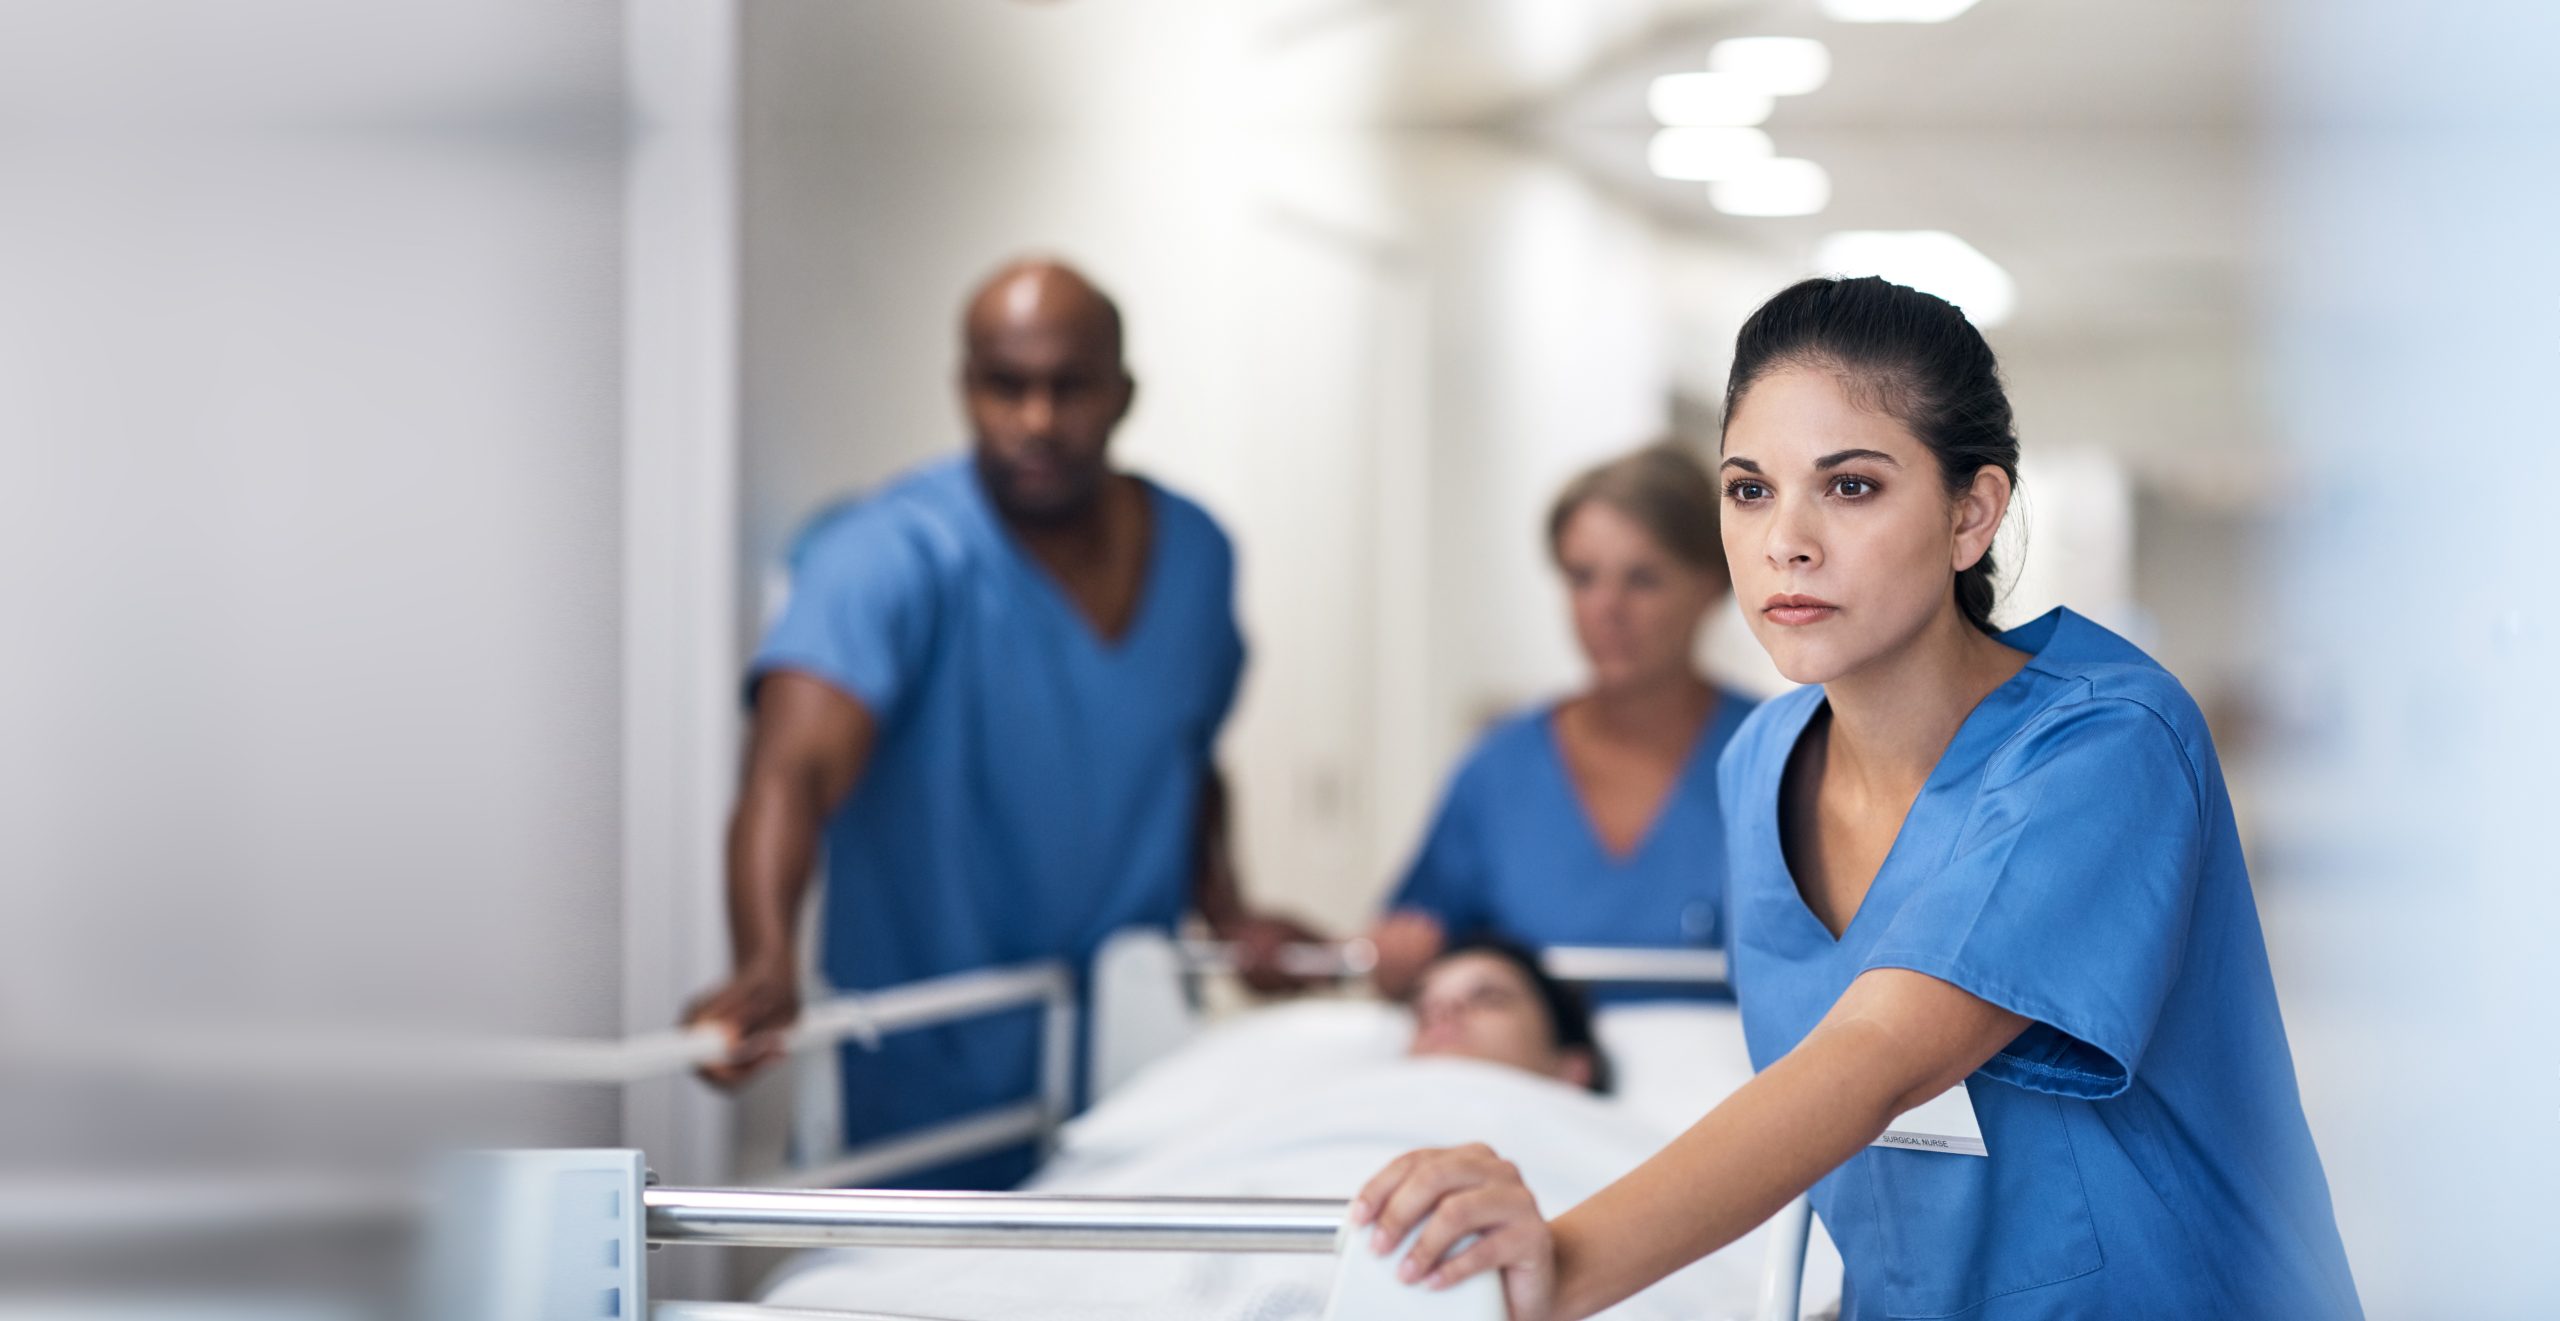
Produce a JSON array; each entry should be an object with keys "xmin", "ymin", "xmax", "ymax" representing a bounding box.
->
[{"xmin": 1594, "ymin": 1001, "xmax": 1757, "ymax": 1135}]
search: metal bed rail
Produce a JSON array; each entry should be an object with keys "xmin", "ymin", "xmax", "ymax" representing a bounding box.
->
[
  {"xmin": 773, "ymin": 962, "xmax": 1079, "ymax": 1186},
  {"xmin": 6, "ymin": 959, "xmax": 1080, "ymax": 1189},
  {"xmin": 644, "ymin": 1186, "xmax": 1344, "ymax": 1254},
  {"xmin": 431, "ymin": 1153, "xmax": 1381, "ymax": 1321},
  {"xmin": 1171, "ymin": 938, "xmax": 1731, "ymax": 990},
  {"xmin": 641, "ymin": 1185, "xmax": 1808, "ymax": 1319},
  {"xmin": 1177, "ymin": 935, "xmax": 1380, "ymax": 980},
  {"xmin": 1540, "ymin": 943, "xmax": 1729, "ymax": 987},
  {"xmin": 4, "ymin": 960, "xmax": 1072, "ymax": 1089}
]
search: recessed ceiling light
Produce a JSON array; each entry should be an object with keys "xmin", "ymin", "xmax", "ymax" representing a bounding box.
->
[
  {"xmin": 1647, "ymin": 72, "xmax": 1776, "ymax": 127},
  {"xmin": 1818, "ymin": 0, "xmax": 1984, "ymax": 22},
  {"xmin": 1710, "ymin": 159, "xmax": 1832, "ymax": 217},
  {"xmin": 1815, "ymin": 230, "xmax": 2016, "ymax": 326},
  {"xmin": 1708, "ymin": 38, "xmax": 1832, "ymax": 97},
  {"xmin": 1648, "ymin": 127, "xmax": 1777, "ymax": 181}
]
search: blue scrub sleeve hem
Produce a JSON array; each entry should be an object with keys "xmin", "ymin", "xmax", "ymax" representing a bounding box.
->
[
  {"xmin": 744, "ymin": 654, "xmax": 894, "ymax": 721},
  {"xmin": 1860, "ymin": 954, "xmax": 2134, "ymax": 1101},
  {"xmin": 1383, "ymin": 893, "xmax": 1467, "ymax": 938}
]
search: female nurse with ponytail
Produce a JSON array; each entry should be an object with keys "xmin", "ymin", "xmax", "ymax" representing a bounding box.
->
[{"xmin": 1351, "ymin": 277, "xmax": 2362, "ymax": 1320}]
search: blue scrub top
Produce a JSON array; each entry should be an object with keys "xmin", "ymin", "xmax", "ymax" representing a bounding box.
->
[
  {"xmin": 750, "ymin": 457, "xmax": 1245, "ymax": 1188},
  {"xmin": 1721, "ymin": 609, "xmax": 2360, "ymax": 1318},
  {"xmin": 1390, "ymin": 690, "xmax": 1757, "ymax": 1001}
]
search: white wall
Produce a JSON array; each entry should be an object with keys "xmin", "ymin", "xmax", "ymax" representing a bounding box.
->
[
  {"xmin": 0, "ymin": 3, "xmax": 634, "ymax": 1168},
  {"xmin": 2257, "ymin": 1, "xmax": 2560, "ymax": 1311}
]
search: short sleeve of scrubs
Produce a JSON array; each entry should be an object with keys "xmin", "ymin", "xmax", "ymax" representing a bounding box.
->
[
  {"xmin": 1389, "ymin": 767, "xmax": 1493, "ymax": 938},
  {"xmin": 1866, "ymin": 696, "xmax": 2205, "ymax": 1100},
  {"xmin": 747, "ymin": 507, "xmax": 942, "ymax": 720},
  {"xmin": 1200, "ymin": 533, "xmax": 1247, "ymax": 757}
]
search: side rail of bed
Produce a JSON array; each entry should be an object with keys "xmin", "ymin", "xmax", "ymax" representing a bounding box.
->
[
  {"xmin": 1171, "ymin": 938, "xmax": 1733, "ymax": 993},
  {"xmin": 753, "ymin": 963, "xmax": 1078, "ymax": 1188},
  {"xmin": 3, "ymin": 960, "xmax": 1081, "ymax": 1207},
  {"xmin": 435, "ymin": 1149, "xmax": 1511, "ymax": 1321}
]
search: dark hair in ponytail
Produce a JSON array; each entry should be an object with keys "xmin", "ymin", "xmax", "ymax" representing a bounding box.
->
[{"xmin": 1720, "ymin": 276, "xmax": 2019, "ymax": 635}]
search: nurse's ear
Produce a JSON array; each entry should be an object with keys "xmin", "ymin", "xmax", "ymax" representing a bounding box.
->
[
  {"xmin": 1949, "ymin": 464, "xmax": 2013, "ymax": 576},
  {"xmin": 1106, "ymin": 367, "xmax": 1138, "ymax": 430}
]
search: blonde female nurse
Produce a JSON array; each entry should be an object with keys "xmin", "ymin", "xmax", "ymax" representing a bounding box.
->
[
  {"xmin": 1368, "ymin": 445, "xmax": 1756, "ymax": 1003},
  {"xmin": 1351, "ymin": 277, "xmax": 2361, "ymax": 1319}
]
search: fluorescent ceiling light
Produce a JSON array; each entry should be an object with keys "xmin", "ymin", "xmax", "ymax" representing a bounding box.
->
[
  {"xmin": 1648, "ymin": 127, "xmax": 1777, "ymax": 181},
  {"xmin": 1710, "ymin": 159, "xmax": 1831, "ymax": 217},
  {"xmin": 1708, "ymin": 38, "xmax": 1832, "ymax": 97},
  {"xmin": 1818, "ymin": 0, "xmax": 1984, "ymax": 22},
  {"xmin": 1814, "ymin": 230, "xmax": 2016, "ymax": 326},
  {"xmin": 1648, "ymin": 72, "xmax": 1775, "ymax": 127}
]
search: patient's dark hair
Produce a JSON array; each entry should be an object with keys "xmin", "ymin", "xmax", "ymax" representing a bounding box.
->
[{"xmin": 1435, "ymin": 937, "xmax": 1614, "ymax": 1096}]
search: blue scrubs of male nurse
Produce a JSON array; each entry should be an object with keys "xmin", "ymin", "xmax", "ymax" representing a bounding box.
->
[{"xmin": 684, "ymin": 259, "xmax": 1317, "ymax": 1189}]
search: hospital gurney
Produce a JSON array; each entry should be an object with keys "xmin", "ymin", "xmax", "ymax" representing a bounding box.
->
[
  {"xmin": 434, "ymin": 939, "xmax": 1817, "ymax": 1321},
  {"xmin": 13, "ymin": 940, "xmax": 1818, "ymax": 1320}
]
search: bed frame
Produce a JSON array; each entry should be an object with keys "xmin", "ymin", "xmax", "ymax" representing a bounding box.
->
[
  {"xmin": 432, "ymin": 938, "xmax": 1812, "ymax": 1320},
  {"xmin": 25, "ymin": 939, "xmax": 1814, "ymax": 1320}
]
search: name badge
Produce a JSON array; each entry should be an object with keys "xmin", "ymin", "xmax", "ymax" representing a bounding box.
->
[{"xmin": 1873, "ymin": 1080, "xmax": 1987, "ymax": 1157}]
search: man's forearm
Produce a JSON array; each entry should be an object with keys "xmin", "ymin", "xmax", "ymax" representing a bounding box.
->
[
  {"xmin": 724, "ymin": 769, "xmax": 825, "ymax": 969},
  {"xmin": 1189, "ymin": 767, "xmax": 1248, "ymax": 933},
  {"xmin": 1194, "ymin": 862, "xmax": 1248, "ymax": 933}
]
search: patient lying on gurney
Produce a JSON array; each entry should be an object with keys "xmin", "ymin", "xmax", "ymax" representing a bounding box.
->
[
  {"xmin": 762, "ymin": 940, "xmax": 1828, "ymax": 1320},
  {"xmin": 1405, "ymin": 938, "xmax": 1608, "ymax": 1091}
]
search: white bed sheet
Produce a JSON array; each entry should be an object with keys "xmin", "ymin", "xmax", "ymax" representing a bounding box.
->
[{"xmin": 763, "ymin": 1000, "xmax": 1840, "ymax": 1320}]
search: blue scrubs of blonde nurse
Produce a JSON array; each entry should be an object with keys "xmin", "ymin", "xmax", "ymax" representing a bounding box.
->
[
  {"xmin": 1371, "ymin": 445, "xmax": 1755, "ymax": 1002},
  {"xmin": 684, "ymin": 260, "xmax": 1313, "ymax": 1189}
]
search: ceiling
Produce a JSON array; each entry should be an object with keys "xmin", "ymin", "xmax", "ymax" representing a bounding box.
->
[
  {"xmin": 744, "ymin": 0, "xmax": 2269, "ymax": 486},
  {"xmin": 1529, "ymin": 0, "xmax": 2252, "ymax": 132},
  {"xmin": 745, "ymin": 0, "xmax": 2249, "ymax": 131}
]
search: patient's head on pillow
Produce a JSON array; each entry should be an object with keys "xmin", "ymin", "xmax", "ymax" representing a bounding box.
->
[{"xmin": 1407, "ymin": 938, "xmax": 1612, "ymax": 1094}]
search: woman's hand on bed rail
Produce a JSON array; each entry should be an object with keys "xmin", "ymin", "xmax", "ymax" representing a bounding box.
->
[
  {"xmin": 682, "ymin": 960, "xmax": 800, "ymax": 1088},
  {"xmin": 1351, "ymin": 1142, "xmax": 1558, "ymax": 1321}
]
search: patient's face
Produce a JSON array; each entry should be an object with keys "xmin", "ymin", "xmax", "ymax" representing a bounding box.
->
[{"xmin": 1408, "ymin": 953, "xmax": 1589, "ymax": 1087}]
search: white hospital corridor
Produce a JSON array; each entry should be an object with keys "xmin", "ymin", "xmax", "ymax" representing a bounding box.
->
[{"xmin": 1, "ymin": 2, "xmax": 2553, "ymax": 1318}]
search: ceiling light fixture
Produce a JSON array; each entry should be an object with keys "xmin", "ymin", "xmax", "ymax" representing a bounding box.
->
[
  {"xmin": 1814, "ymin": 230, "xmax": 2016, "ymax": 326},
  {"xmin": 1647, "ymin": 127, "xmax": 1777, "ymax": 181},
  {"xmin": 1647, "ymin": 72, "xmax": 1776, "ymax": 127},
  {"xmin": 1707, "ymin": 38, "xmax": 1832, "ymax": 97},
  {"xmin": 1818, "ymin": 0, "xmax": 1984, "ymax": 23},
  {"xmin": 1710, "ymin": 159, "xmax": 1832, "ymax": 217}
]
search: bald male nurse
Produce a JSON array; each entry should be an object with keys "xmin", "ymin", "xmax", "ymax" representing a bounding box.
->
[{"xmin": 685, "ymin": 259, "xmax": 1315, "ymax": 1188}]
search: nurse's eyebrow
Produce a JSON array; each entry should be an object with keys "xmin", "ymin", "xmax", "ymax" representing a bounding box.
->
[
  {"xmin": 1719, "ymin": 457, "xmax": 1763, "ymax": 474},
  {"xmin": 1815, "ymin": 449, "xmax": 1900, "ymax": 470}
]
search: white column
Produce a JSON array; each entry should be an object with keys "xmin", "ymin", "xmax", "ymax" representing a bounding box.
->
[{"xmin": 620, "ymin": 0, "xmax": 743, "ymax": 1266}]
